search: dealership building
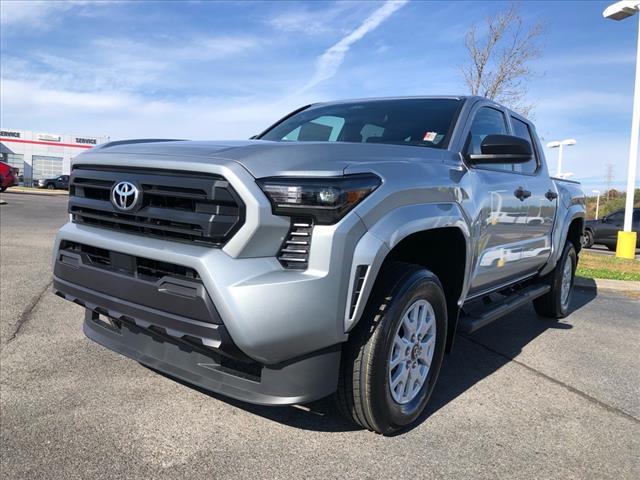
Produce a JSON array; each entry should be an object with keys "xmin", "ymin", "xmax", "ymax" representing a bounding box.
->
[{"xmin": 0, "ymin": 129, "xmax": 109, "ymax": 185}]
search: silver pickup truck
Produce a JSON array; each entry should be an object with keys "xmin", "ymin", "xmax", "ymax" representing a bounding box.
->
[{"xmin": 52, "ymin": 96, "xmax": 585, "ymax": 434}]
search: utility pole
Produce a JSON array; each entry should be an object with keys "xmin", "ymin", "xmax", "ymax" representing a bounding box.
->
[
  {"xmin": 604, "ymin": 1, "xmax": 640, "ymax": 259},
  {"xmin": 605, "ymin": 163, "xmax": 614, "ymax": 199}
]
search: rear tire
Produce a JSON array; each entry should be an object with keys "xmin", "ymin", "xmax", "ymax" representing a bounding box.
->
[
  {"xmin": 335, "ymin": 262, "xmax": 447, "ymax": 434},
  {"xmin": 533, "ymin": 242, "xmax": 577, "ymax": 319},
  {"xmin": 606, "ymin": 244, "xmax": 616, "ymax": 252}
]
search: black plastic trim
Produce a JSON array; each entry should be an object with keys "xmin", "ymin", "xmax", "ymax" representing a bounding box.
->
[
  {"xmin": 55, "ymin": 247, "xmax": 220, "ymax": 325},
  {"xmin": 80, "ymin": 306, "xmax": 341, "ymax": 405}
]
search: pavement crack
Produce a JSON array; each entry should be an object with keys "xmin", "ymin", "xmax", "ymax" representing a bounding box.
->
[
  {"xmin": 7, "ymin": 280, "xmax": 53, "ymax": 343},
  {"xmin": 460, "ymin": 334, "xmax": 640, "ymax": 424}
]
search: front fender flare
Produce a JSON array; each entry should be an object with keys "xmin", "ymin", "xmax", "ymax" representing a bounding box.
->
[{"xmin": 344, "ymin": 203, "xmax": 472, "ymax": 332}]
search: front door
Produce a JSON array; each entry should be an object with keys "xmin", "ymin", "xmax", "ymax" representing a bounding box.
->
[
  {"xmin": 464, "ymin": 106, "xmax": 533, "ymax": 294},
  {"xmin": 601, "ymin": 210, "xmax": 624, "ymax": 245}
]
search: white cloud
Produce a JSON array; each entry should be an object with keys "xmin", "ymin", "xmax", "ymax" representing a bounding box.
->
[
  {"xmin": 300, "ymin": 0, "xmax": 408, "ymax": 92},
  {"xmin": 0, "ymin": 77, "xmax": 317, "ymax": 140},
  {"xmin": 0, "ymin": 0, "xmax": 112, "ymax": 29},
  {"xmin": 537, "ymin": 52, "xmax": 636, "ymax": 69},
  {"xmin": 536, "ymin": 91, "xmax": 631, "ymax": 115},
  {"xmin": 267, "ymin": 2, "xmax": 366, "ymax": 35},
  {"xmin": 92, "ymin": 35, "xmax": 260, "ymax": 62}
]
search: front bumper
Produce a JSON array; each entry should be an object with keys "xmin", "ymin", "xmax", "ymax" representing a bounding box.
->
[
  {"xmin": 54, "ymin": 216, "xmax": 365, "ymax": 363},
  {"xmin": 79, "ymin": 305, "xmax": 340, "ymax": 405},
  {"xmin": 52, "ymin": 213, "xmax": 365, "ymax": 403}
]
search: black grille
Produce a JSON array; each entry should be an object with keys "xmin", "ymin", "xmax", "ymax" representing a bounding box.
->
[
  {"xmin": 60, "ymin": 240, "xmax": 200, "ymax": 281},
  {"xmin": 69, "ymin": 166, "xmax": 244, "ymax": 247},
  {"xmin": 277, "ymin": 218, "xmax": 313, "ymax": 269}
]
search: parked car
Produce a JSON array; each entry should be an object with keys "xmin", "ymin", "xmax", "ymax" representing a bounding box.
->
[
  {"xmin": 34, "ymin": 175, "xmax": 70, "ymax": 190},
  {"xmin": 583, "ymin": 208, "xmax": 640, "ymax": 250},
  {"xmin": 52, "ymin": 96, "xmax": 585, "ymax": 434},
  {"xmin": 0, "ymin": 161, "xmax": 19, "ymax": 192}
]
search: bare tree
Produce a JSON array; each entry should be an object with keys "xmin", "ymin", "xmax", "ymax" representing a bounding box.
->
[{"xmin": 461, "ymin": 4, "xmax": 544, "ymax": 117}]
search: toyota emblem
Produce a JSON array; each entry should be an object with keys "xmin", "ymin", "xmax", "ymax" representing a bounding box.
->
[{"xmin": 111, "ymin": 181, "xmax": 140, "ymax": 211}]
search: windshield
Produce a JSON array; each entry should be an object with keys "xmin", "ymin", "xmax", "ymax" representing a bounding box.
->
[{"xmin": 259, "ymin": 98, "xmax": 462, "ymax": 149}]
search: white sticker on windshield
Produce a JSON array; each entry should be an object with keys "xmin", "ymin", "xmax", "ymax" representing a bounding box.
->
[{"xmin": 423, "ymin": 131, "xmax": 437, "ymax": 142}]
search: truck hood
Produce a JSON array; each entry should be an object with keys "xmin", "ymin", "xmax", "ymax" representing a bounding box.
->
[{"xmin": 86, "ymin": 139, "xmax": 445, "ymax": 178}]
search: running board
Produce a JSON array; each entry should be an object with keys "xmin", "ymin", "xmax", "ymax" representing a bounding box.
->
[{"xmin": 458, "ymin": 283, "xmax": 551, "ymax": 334}]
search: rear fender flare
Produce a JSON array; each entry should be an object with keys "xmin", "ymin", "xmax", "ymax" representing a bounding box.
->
[{"xmin": 540, "ymin": 205, "xmax": 585, "ymax": 277}]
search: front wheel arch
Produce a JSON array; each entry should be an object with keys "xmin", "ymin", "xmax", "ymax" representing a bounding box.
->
[{"xmin": 376, "ymin": 227, "xmax": 467, "ymax": 353}]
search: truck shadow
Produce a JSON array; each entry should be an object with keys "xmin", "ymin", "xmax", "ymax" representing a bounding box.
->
[{"xmin": 158, "ymin": 286, "xmax": 598, "ymax": 434}]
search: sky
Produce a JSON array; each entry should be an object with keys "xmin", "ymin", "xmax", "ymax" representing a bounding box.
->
[{"xmin": 1, "ymin": 0, "xmax": 638, "ymax": 191}]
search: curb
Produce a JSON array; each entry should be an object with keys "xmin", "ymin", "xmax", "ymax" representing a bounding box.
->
[
  {"xmin": 0, "ymin": 189, "xmax": 68, "ymax": 197},
  {"xmin": 575, "ymin": 276, "xmax": 640, "ymax": 293}
]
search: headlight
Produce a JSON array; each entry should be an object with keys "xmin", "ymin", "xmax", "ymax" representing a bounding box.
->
[{"xmin": 257, "ymin": 173, "xmax": 381, "ymax": 225}]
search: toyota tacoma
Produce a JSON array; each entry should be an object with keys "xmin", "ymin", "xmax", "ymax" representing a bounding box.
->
[{"xmin": 52, "ymin": 96, "xmax": 585, "ymax": 434}]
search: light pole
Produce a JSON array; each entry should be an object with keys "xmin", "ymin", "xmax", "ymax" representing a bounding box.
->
[
  {"xmin": 547, "ymin": 139, "xmax": 577, "ymax": 177},
  {"xmin": 592, "ymin": 189, "xmax": 601, "ymax": 219},
  {"xmin": 604, "ymin": 1, "xmax": 640, "ymax": 259}
]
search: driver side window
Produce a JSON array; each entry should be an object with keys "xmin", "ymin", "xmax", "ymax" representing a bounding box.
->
[
  {"xmin": 467, "ymin": 107, "xmax": 510, "ymax": 172},
  {"xmin": 607, "ymin": 212, "xmax": 624, "ymax": 224}
]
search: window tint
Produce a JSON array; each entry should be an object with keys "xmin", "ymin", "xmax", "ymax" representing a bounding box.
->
[
  {"xmin": 282, "ymin": 115, "xmax": 345, "ymax": 142},
  {"xmin": 608, "ymin": 211, "xmax": 624, "ymax": 224},
  {"xmin": 510, "ymin": 117, "xmax": 538, "ymax": 174},
  {"xmin": 467, "ymin": 107, "xmax": 509, "ymax": 171},
  {"xmin": 261, "ymin": 99, "xmax": 461, "ymax": 149}
]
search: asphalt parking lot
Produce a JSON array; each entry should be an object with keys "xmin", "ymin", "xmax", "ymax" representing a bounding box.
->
[{"xmin": 1, "ymin": 193, "xmax": 639, "ymax": 479}]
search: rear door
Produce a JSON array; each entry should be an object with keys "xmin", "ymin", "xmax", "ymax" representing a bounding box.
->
[{"xmin": 509, "ymin": 116, "xmax": 556, "ymax": 273}]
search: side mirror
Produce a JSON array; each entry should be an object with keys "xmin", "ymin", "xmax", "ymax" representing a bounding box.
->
[{"xmin": 468, "ymin": 134, "xmax": 532, "ymax": 165}]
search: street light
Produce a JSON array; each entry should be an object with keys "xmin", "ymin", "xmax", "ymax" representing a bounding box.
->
[
  {"xmin": 592, "ymin": 189, "xmax": 601, "ymax": 219},
  {"xmin": 604, "ymin": 1, "xmax": 640, "ymax": 259},
  {"xmin": 547, "ymin": 138, "xmax": 577, "ymax": 177}
]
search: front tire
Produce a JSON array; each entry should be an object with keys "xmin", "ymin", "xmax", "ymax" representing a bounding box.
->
[
  {"xmin": 582, "ymin": 229, "xmax": 594, "ymax": 249},
  {"xmin": 47, "ymin": 183, "xmax": 55, "ymax": 190},
  {"xmin": 336, "ymin": 262, "xmax": 447, "ymax": 434},
  {"xmin": 533, "ymin": 242, "xmax": 577, "ymax": 318}
]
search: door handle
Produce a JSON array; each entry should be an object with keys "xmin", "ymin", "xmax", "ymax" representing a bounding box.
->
[
  {"xmin": 514, "ymin": 186, "xmax": 531, "ymax": 201},
  {"xmin": 545, "ymin": 189, "xmax": 558, "ymax": 201}
]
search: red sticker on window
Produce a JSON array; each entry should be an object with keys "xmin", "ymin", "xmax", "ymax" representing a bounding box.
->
[{"xmin": 423, "ymin": 131, "xmax": 437, "ymax": 142}]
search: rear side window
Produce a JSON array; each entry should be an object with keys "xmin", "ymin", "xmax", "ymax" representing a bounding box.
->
[{"xmin": 510, "ymin": 117, "xmax": 538, "ymax": 174}]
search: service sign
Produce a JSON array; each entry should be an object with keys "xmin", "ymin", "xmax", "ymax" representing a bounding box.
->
[{"xmin": 0, "ymin": 130, "xmax": 21, "ymax": 138}]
